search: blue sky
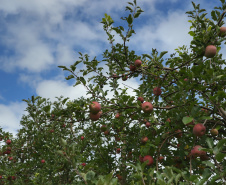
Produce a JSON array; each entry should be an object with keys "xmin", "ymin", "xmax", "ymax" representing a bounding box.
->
[{"xmin": 0, "ymin": 0, "xmax": 223, "ymax": 136}]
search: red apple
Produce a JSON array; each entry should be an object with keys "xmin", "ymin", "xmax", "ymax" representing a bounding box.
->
[
  {"xmin": 219, "ymin": 27, "xmax": 226, "ymax": 37},
  {"xmin": 134, "ymin": 59, "xmax": 142, "ymax": 67},
  {"xmin": 100, "ymin": 125, "xmax": 107, "ymax": 132},
  {"xmin": 193, "ymin": 123, "xmax": 206, "ymax": 137},
  {"xmin": 141, "ymin": 136, "xmax": 148, "ymax": 144},
  {"xmin": 104, "ymin": 130, "xmax": 110, "ymax": 136},
  {"xmin": 190, "ymin": 145, "xmax": 206, "ymax": 158},
  {"xmin": 49, "ymin": 129, "xmax": 54, "ymax": 133},
  {"xmin": 6, "ymin": 139, "xmax": 11, "ymax": 145},
  {"xmin": 8, "ymin": 156, "xmax": 13, "ymax": 161},
  {"xmin": 115, "ymin": 113, "xmax": 120, "ymax": 119},
  {"xmin": 112, "ymin": 74, "xmax": 118, "ymax": 79},
  {"xmin": 166, "ymin": 118, "xmax": 171, "ymax": 123},
  {"xmin": 81, "ymin": 163, "xmax": 86, "ymax": 166},
  {"xmin": 62, "ymin": 124, "xmax": 66, "ymax": 128},
  {"xmin": 81, "ymin": 136, "xmax": 84, "ymax": 140},
  {"xmin": 11, "ymin": 176, "xmax": 16, "ymax": 180},
  {"xmin": 145, "ymin": 122, "xmax": 151, "ymax": 128},
  {"xmin": 89, "ymin": 101, "xmax": 101, "ymax": 114},
  {"xmin": 143, "ymin": 155, "xmax": 154, "ymax": 166},
  {"xmin": 153, "ymin": 87, "xmax": 162, "ymax": 96},
  {"xmin": 184, "ymin": 78, "xmax": 188, "ymax": 81},
  {"xmin": 41, "ymin": 159, "xmax": 45, "ymax": 163},
  {"xmin": 158, "ymin": 156, "xmax": 164, "ymax": 162},
  {"xmin": 130, "ymin": 64, "xmax": 136, "ymax": 71},
  {"xmin": 122, "ymin": 74, "xmax": 128, "ymax": 81},
  {"xmin": 204, "ymin": 45, "xmax": 217, "ymax": 58},
  {"xmin": 210, "ymin": 129, "xmax": 218, "ymax": 136},
  {"xmin": 116, "ymin": 148, "xmax": 121, "ymax": 154},
  {"xmin": 90, "ymin": 111, "xmax": 101, "ymax": 121},
  {"xmin": 139, "ymin": 155, "xmax": 144, "ymax": 162},
  {"xmin": 142, "ymin": 102, "xmax": 153, "ymax": 113},
  {"xmin": 0, "ymin": 176, "xmax": 2, "ymax": 179},
  {"xmin": 175, "ymin": 130, "xmax": 182, "ymax": 138},
  {"xmin": 137, "ymin": 97, "xmax": 144, "ymax": 103},
  {"xmin": 117, "ymin": 175, "xmax": 123, "ymax": 180}
]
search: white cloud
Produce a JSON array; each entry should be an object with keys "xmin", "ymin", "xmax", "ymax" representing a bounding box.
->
[{"xmin": 0, "ymin": 102, "xmax": 27, "ymax": 137}]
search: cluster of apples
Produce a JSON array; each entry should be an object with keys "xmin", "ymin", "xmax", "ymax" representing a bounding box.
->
[{"xmin": 89, "ymin": 101, "xmax": 102, "ymax": 121}]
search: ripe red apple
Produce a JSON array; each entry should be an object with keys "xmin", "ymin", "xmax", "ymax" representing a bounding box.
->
[
  {"xmin": 139, "ymin": 155, "xmax": 144, "ymax": 162},
  {"xmin": 153, "ymin": 87, "xmax": 162, "ymax": 96},
  {"xmin": 141, "ymin": 136, "xmax": 148, "ymax": 143},
  {"xmin": 8, "ymin": 156, "xmax": 13, "ymax": 161},
  {"xmin": 204, "ymin": 45, "xmax": 217, "ymax": 58},
  {"xmin": 115, "ymin": 113, "xmax": 120, "ymax": 119},
  {"xmin": 41, "ymin": 159, "xmax": 45, "ymax": 163},
  {"xmin": 122, "ymin": 74, "xmax": 128, "ymax": 81},
  {"xmin": 6, "ymin": 139, "xmax": 11, "ymax": 145},
  {"xmin": 89, "ymin": 101, "xmax": 101, "ymax": 114},
  {"xmin": 158, "ymin": 156, "xmax": 164, "ymax": 162},
  {"xmin": 137, "ymin": 97, "xmax": 144, "ymax": 103},
  {"xmin": 62, "ymin": 124, "xmax": 66, "ymax": 128},
  {"xmin": 116, "ymin": 148, "xmax": 121, "ymax": 154},
  {"xmin": 11, "ymin": 176, "xmax": 16, "ymax": 180},
  {"xmin": 193, "ymin": 123, "xmax": 206, "ymax": 137},
  {"xmin": 190, "ymin": 145, "xmax": 206, "ymax": 158},
  {"xmin": 145, "ymin": 122, "xmax": 151, "ymax": 128},
  {"xmin": 166, "ymin": 118, "xmax": 171, "ymax": 123},
  {"xmin": 112, "ymin": 73, "xmax": 118, "ymax": 79},
  {"xmin": 81, "ymin": 163, "xmax": 86, "ymax": 166},
  {"xmin": 130, "ymin": 64, "xmax": 136, "ymax": 71},
  {"xmin": 90, "ymin": 111, "xmax": 101, "ymax": 121},
  {"xmin": 184, "ymin": 78, "xmax": 188, "ymax": 81},
  {"xmin": 104, "ymin": 130, "xmax": 110, "ymax": 136},
  {"xmin": 100, "ymin": 125, "xmax": 107, "ymax": 132},
  {"xmin": 143, "ymin": 155, "xmax": 154, "ymax": 166},
  {"xmin": 49, "ymin": 129, "xmax": 54, "ymax": 133},
  {"xmin": 210, "ymin": 129, "xmax": 218, "ymax": 136},
  {"xmin": 142, "ymin": 102, "xmax": 153, "ymax": 113},
  {"xmin": 134, "ymin": 59, "xmax": 142, "ymax": 67},
  {"xmin": 175, "ymin": 130, "xmax": 182, "ymax": 138},
  {"xmin": 117, "ymin": 175, "xmax": 123, "ymax": 180},
  {"xmin": 81, "ymin": 136, "xmax": 84, "ymax": 140},
  {"xmin": 219, "ymin": 27, "xmax": 226, "ymax": 37}
]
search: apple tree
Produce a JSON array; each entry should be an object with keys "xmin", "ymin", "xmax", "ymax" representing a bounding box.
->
[{"xmin": 0, "ymin": 0, "xmax": 226, "ymax": 184}]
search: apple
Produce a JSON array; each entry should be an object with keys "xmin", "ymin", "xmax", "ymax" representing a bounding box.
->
[
  {"xmin": 145, "ymin": 122, "xmax": 151, "ymax": 128},
  {"xmin": 81, "ymin": 163, "xmax": 86, "ymax": 166},
  {"xmin": 193, "ymin": 123, "xmax": 206, "ymax": 137},
  {"xmin": 100, "ymin": 125, "xmax": 107, "ymax": 132},
  {"xmin": 166, "ymin": 118, "xmax": 171, "ymax": 123},
  {"xmin": 90, "ymin": 111, "xmax": 101, "ymax": 121},
  {"xmin": 134, "ymin": 59, "xmax": 142, "ymax": 67},
  {"xmin": 8, "ymin": 156, "xmax": 13, "ymax": 161},
  {"xmin": 62, "ymin": 124, "xmax": 66, "ymax": 128},
  {"xmin": 104, "ymin": 130, "xmax": 110, "ymax": 136},
  {"xmin": 177, "ymin": 143, "xmax": 181, "ymax": 148},
  {"xmin": 0, "ymin": 176, "xmax": 2, "ymax": 179},
  {"xmin": 190, "ymin": 145, "xmax": 206, "ymax": 158},
  {"xmin": 141, "ymin": 136, "xmax": 148, "ymax": 143},
  {"xmin": 6, "ymin": 139, "xmax": 11, "ymax": 145},
  {"xmin": 175, "ymin": 130, "xmax": 182, "ymax": 138},
  {"xmin": 116, "ymin": 148, "xmax": 121, "ymax": 154},
  {"xmin": 11, "ymin": 176, "xmax": 16, "ymax": 180},
  {"xmin": 142, "ymin": 102, "xmax": 153, "ymax": 113},
  {"xmin": 143, "ymin": 155, "xmax": 154, "ymax": 166},
  {"xmin": 0, "ymin": 137, "xmax": 2, "ymax": 141},
  {"xmin": 115, "ymin": 113, "xmax": 120, "ymax": 119},
  {"xmin": 130, "ymin": 64, "xmax": 136, "ymax": 71},
  {"xmin": 41, "ymin": 159, "xmax": 45, "ymax": 163},
  {"xmin": 137, "ymin": 97, "xmax": 144, "ymax": 103},
  {"xmin": 139, "ymin": 156, "xmax": 144, "ymax": 162},
  {"xmin": 153, "ymin": 87, "xmax": 162, "ymax": 96},
  {"xmin": 184, "ymin": 78, "xmax": 188, "ymax": 81},
  {"xmin": 204, "ymin": 45, "xmax": 217, "ymax": 58},
  {"xmin": 219, "ymin": 27, "xmax": 226, "ymax": 37},
  {"xmin": 89, "ymin": 101, "xmax": 101, "ymax": 114},
  {"xmin": 81, "ymin": 136, "xmax": 84, "ymax": 140},
  {"xmin": 112, "ymin": 73, "xmax": 118, "ymax": 79},
  {"xmin": 117, "ymin": 175, "xmax": 123, "ymax": 180},
  {"xmin": 158, "ymin": 156, "xmax": 164, "ymax": 162},
  {"xmin": 49, "ymin": 129, "xmax": 54, "ymax": 133},
  {"xmin": 122, "ymin": 74, "xmax": 128, "ymax": 81},
  {"xmin": 210, "ymin": 129, "xmax": 218, "ymax": 136},
  {"xmin": 115, "ymin": 136, "xmax": 120, "ymax": 141}
]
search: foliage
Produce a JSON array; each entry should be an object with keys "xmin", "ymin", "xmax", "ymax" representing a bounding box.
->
[{"xmin": 0, "ymin": 0, "xmax": 226, "ymax": 184}]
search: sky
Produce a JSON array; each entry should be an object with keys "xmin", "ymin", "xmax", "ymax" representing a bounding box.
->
[{"xmin": 0, "ymin": 0, "xmax": 224, "ymax": 136}]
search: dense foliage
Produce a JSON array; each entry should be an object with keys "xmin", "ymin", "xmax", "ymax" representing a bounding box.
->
[{"xmin": 0, "ymin": 0, "xmax": 226, "ymax": 184}]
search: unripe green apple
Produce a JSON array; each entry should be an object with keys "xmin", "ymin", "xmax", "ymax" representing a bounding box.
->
[{"xmin": 210, "ymin": 129, "xmax": 218, "ymax": 136}]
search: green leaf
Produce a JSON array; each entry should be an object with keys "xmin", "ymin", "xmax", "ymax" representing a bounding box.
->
[
  {"xmin": 65, "ymin": 75, "xmax": 74, "ymax": 80},
  {"xmin": 206, "ymin": 137, "xmax": 214, "ymax": 149},
  {"xmin": 86, "ymin": 171, "xmax": 95, "ymax": 181},
  {"xmin": 159, "ymin": 51, "xmax": 168, "ymax": 59},
  {"xmin": 215, "ymin": 152, "xmax": 226, "ymax": 162},
  {"xmin": 182, "ymin": 116, "xmax": 193, "ymax": 125},
  {"xmin": 126, "ymin": 6, "xmax": 133, "ymax": 12},
  {"xmin": 60, "ymin": 138, "xmax": 67, "ymax": 147},
  {"xmin": 127, "ymin": 14, "xmax": 133, "ymax": 24}
]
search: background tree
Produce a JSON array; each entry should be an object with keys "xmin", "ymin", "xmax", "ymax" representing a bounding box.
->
[{"xmin": 0, "ymin": 0, "xmax": 226, "ymax": 184}]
